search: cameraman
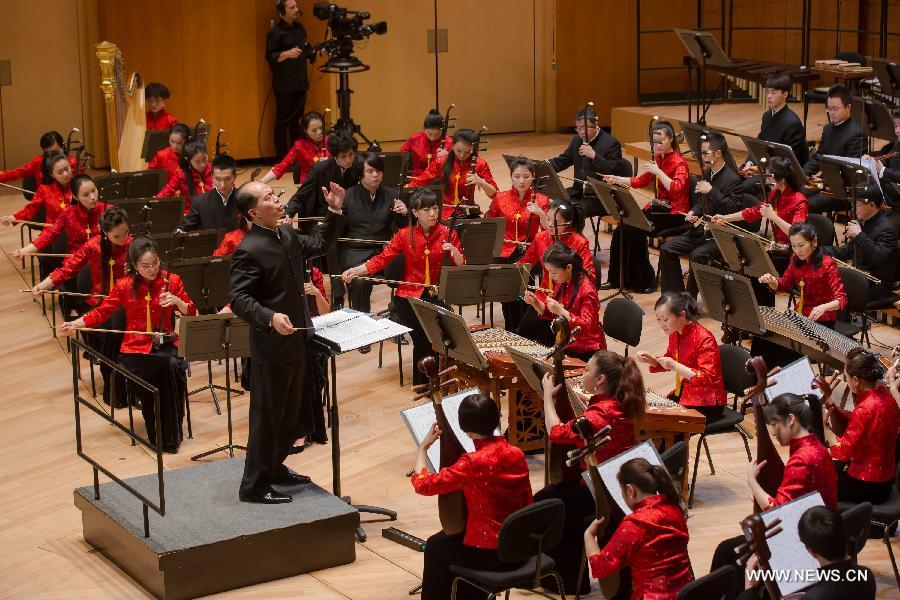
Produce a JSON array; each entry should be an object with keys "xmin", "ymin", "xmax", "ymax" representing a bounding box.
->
[{"xmin": 267, "ymin": 0, "xmax": 312, "ymax": 159}]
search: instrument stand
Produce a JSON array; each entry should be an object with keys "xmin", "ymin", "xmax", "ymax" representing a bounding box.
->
[{"xmin": 740, "ymin": 136, "xmax": 810, "ymax": 187}]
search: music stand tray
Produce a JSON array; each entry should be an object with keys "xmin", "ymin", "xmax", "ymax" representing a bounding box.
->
[
  {"xmin": 152, "ymin": 229, "xmax": 223, "ymax": 259},
  {"xmin": 127, "ymin": 169, "xmax": 168, "ymax": 198},
  {"xmin": 376, "ymin": 151, "xmax": 410, "ymax": 189},
  {"xmin": 171, "ymin": 256, "xmax": 231, "ymax": 311},
  {"xmin": 679, "ymin": 121, "xmax": 740, "ymax": 173},
  {"xmin": 141, "ymin": 130, "xmax": 172, "ymax": 162},
  {"xmin": 437, "ymin": 264, "xmax": 527, "ymax": 306},
  {"xmin": 112, "ymin": 197, "xmax": 185, "ymax": 235},
  {"xmin": 407, "ymin": 297, "xmax": 489, "ymax": 370},
  {"xmin": 869, "ymin": 57, "xmax": 899, "ymax": 98},
  {"xmin": 851, "ymin": 96, "xmax": 896, "ymax": 142},
  {"xmin": 691, "ymin": 262, "xmax": 764, "ymax": 334},
  {"xmin": 674, "ymin": 28, "xmax": 732, "ymax": 69},
  {"xmin": 707, "ymin": 222, "xmax": 779, "ymax": 278},
  {"xmin": 456, "ymin": 217, "xmax": 505, "ymax": 264},
  {"xmin": 740, "ymin": 137, "xmax": 809, "ymax": 185},
  {"xmin": 94, "ymin": 172, "xmax": 131, "ymax": 201}
]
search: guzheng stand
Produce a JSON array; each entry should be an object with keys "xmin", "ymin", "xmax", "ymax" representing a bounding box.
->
[{"xmin": 181, "ymin": 315, "xmax": 251, "ymax": 460}]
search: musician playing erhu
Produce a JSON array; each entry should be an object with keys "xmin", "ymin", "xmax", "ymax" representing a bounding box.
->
[
  {"xmin": 148, "ymin": 123, "xmax": 190, "ymax": 183},
  {"xmin": 60, "ymin": 237, "xmax": 196, "ymax": 453},
  {"xmin": 259, "ymin": 111, "xmax": 330, "ymax": 185},
  {"xmin": 407, "ymin": 128, "xmax": 498, "ymax": 219},
  {"xmin": 536, "ymin": 350, "xmax": 645, "ymax": 595},
  {"xmin": 603, "ymin": 120, "xmax": 690, "ymax": 294},
  {"xmin": 154, "ymin": 140, "xmax": 213, "ymax": 214},
  {"xmin": 522, "ymin": 243, "xmax": 606, "ymax": 362},
  {"xmin": 638, "ymin": 292, "xmax": 726, "ymax": 421},
  {"xmin": 0, "ymin": 130, "xmax": 74, "ymax": 197},
  {"xmin": 583, "ymin": 458, "xmax": 694, "ymax": 600},
  {"xmin": 399, "ymin": 109, "xmax": 452, "ymax": 178},
  {"xmin": 341, "ymin": 188, "xmax": 464, "ymax": 385}
]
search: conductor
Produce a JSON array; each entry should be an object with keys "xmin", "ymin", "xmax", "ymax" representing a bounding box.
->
[{"xmin": 230, "ymin": 181, "xmax": 344, "ymax": 504}]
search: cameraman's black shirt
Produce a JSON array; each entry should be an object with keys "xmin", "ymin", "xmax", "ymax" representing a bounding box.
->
[{"xmin": 266, "ymin": 20, "xmax": 309, "ymax": 93}]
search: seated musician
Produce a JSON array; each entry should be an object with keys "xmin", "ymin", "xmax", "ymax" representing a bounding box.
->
[
  {"xmin": 868, "ymin": 107, "xmax": 900, "ymax": 208},
  {"xmin": 342, "ymin": 188, "xmax": 464, "ymax": 385},
  {"xmin": 583, "ymin": 457, "xmax": 694, "ymax": 600},
  {"xmin": 825, "ymin": 348, "xmax": 900, "ymax": 504},
  {"xmin": 486, "ymin": 156, "xmax": 550, "ymax": 331},
  {"xmin": 60, "ymin": 237, "xmax": 196, "ymax": 453},
  {"xmin": 154, "ymin": 140, "xmax": 213, "ymax": 215},
  {"xmin": 803, "ymin": 84, "xmax": 867, "ymax": 215},
  {"xmin": 148, "ymin": 123, "xmax": 190, "ymax": 183},
  {"xmin": 522, "ymin": 243, "xmax": 606, "ymax": 361},
  {"xmin": 145, "ymin": 82, "xmax": 178, "ymax": 131},
  {"xmin": 181, "ymin": 153, "xmax": 239, "ymax": 232},
  {"xmin": 407, "ymin": 128, "xmax": 498, "ymax": 220},
  {"xmin": 603, "ymin": 120, "xmax": 690, "ymax": 294},
  {"xmin": 0, "ymin": 130, "xmax": 73, "ymax": 198},
  {"xmin": 658, "ymin": 132, "xmax": 744, "ymax": 296},
  {"xmin": 826, "ymin": 184, "xmax": 897, "ymax": 302},
  {"xmin": 537, "ymin": 350, "xmax": 645, "ymax": 595},
  {"xmin": 285, "ymin": 132, "xmax": 360, "ymax": 219},
  {"xmin": 638, "ymin": 292, "xmax": 726, "ymax": 421},
  {"xmin": 259, "ymin": 111, "xmax": 330, "ymax": 186},
  {"xmin": 412, "ymin": 393, "xmax": 533, "ymax": 600},
  {"xmin": 400, "ymin": 109, "xmax": 452, "ymax": 178}
]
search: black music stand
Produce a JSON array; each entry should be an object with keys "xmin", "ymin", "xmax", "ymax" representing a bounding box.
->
[
  {"xmin": 375, "ymin": 151, "xmax": 409, "ymax": 189},
  {"xmin": 112, "ymin": 197, "xmax": 185, "ymax": 234},
  {"xmin": 740, "ymin": 137, "xmax": 809, "ymax": 185},
  {"xmin": 407, "ymin": 297, "xmax": 488, "ymax": 370},
  {"xmin": 691, "ymin": 262, "xmax": 764, "ymax": 335},
  {"xmin": 679, "ymin": 121, "xmax": 740, "ymax": 172},
  {"xmin": 817, "ymin": 156, "xmax": 873, "ymax": 202},
  {"xmin": 501, "ymin": 154, "xmax": 571, "ymax": 201},
  {"xmin": 141, "ymin": 130, "xmax": 172, "ymax": 162},
  {"xmin": 507, "ymin": 347, "xmax": 552, "ymax": 396},
  {"xmin": 455, "ymin": 217, "xmax": 505, "ymax": 264},
  {"xmin": 180, "ymin": 315, "xmax": 251, "ymax": 461},
  {"xmin": 851, "ymin": 95, "xmax": 896, "ymax": 143},
  {"xmin": 438, "ymin": 264, "xmax": 527, "ymax": 304},
  {"xmin": 707, "ymin": 222, "xmax": 779, "ymax": 279},
  {"xmin": 674, "ymin": 28, "xmax": 732, "ymax": 124},
  {"xmin": 869, "ymin": 57, "xmax": 899, "ymax": 99},
  {"xmin": 152, "ymin": 229, "xmax": 223, "ymax": 259}
]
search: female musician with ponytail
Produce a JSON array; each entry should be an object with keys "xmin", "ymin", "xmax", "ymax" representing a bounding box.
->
[
  {"xmin": 400, "ymin": 109, "xmax": 452, "ymax": 178},
  {"xmin": 412, "ymin": 393, "xmax": 533, "ymax": 600},
  {"xmin": 584, "ymin": 457, "xmax": 694, "ymax": 600},
  {"xmin": 2, "ymin": 152, "xmax": 74, "ymax": 227},
  {"xmin": 154, "ymin": 140, "xmax": 212, "ymax": 214},
  {"xmin": 260, "ymin": 111, "xmax": 330, "ymax": 185},
  {"xmin": 148, "ymin": 123, "xmax": 190, "ymax": 183},
  {"xmin": 0, "ymin": 131, "xmax": 74, "ymax": 193},
  {"xmin": 60, "ymin": 237, "xmax": 196, "ymax": 453},
  {"xmin": 537, "ymin": 349, "xmax": 645, "ymax": 595}
]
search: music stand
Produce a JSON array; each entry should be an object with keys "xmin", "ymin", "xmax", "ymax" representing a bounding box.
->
[
  {"xmin": 112, "ymin": 197, "xmax": 185, "ymax": 234},
  {"xmin": 399, "ymin": 184, "xmax": 444, "ymax": 223},
  {"xmin": 141, "ymin": 130, "xmax": 172, "ymax": 162},
  {"xmin": 502, "ymin": 154, "xmax": 571, "ymax": 201},
  {"xmin": 180, "ymin": 314, "xmax": 251, "ymax": 461},
  {"xmin": 741, "ymin": 137, "xmax": 809, "ymax": 185},
  {"xmin": 152, "ymin": 229, "xmax": 223, "ymax": 259},
  {"xmin": 376, "ymin": 151, "xmax": 409, "ymax": 189},
  {"xmin": 455, "ymin": 217, "xmax": 505, "ymax": 264},
  {"xmin": 438, "ymin": 264, "xmax": 527, "ymax": 306},
  {"xmin": 851, "ymin": 96, "xmax": 896, "ymax": 143},
  {"xmin": 407, "ymin": 297, "xmax": 489, "ymax": 370},
  {"xmin": 818, "ymin": 156, "xmax": 873, "ymax": 202},
  {"xmin": 869, "ymin": 57, "xmax": 900, "ymax": 99},
  {"xmin": 674, "ymin": 28, "xmax": 732, "ymax": 124},
  {"xmin": 707, "ymin": 221, "xmax": 779, "ymax": 278},
  {"xmin": 691, "ymin": 262, "xmax": 764, "ymax": 334},
  {"xmin": 679, "ymin": 121, "xmax": 740, "ymax": 173},
  {"xmin": 94, "ymin": 172, "xmax": 130, "ymax": 201}
]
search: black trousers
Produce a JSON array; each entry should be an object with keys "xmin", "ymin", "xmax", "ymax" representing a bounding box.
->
[
  {"xmin": 711, "ymin": 534, "xmax": 749, "ymax": 598},
  {"xmin": 240, "ymin": 352, "xmax": 308, "ymax": 496},
  {"xmin": 607, "ymin": 214, "xmax": 685, "ymax": 291},
  {"xmin": 422, "ymin": 531, "xmax": 508, "ymax": 600},
  {"xmin": 274, "ymin": 89, "xmax": 307, "ymax": 159},
  {"xmin": 118, "ymin": 345, "xmax": 187, "ymax": 453},
  {"xmin": 392, "ymin": 294, "xmax": 447, "ymax": 385},
  {"xmin": 534, "ymin": 483, "xmax": 596, "ymax": 595},
  {"xmin": 85, "ymin": 307, "xmax": 126, "ymax": 407},
  {"xmin": 838, "ymin": 467, "xmax": 893, "ymax": 504},
  {"xmin": 658, "ymin": 233, "xmax": 719, "ymax": 295}
]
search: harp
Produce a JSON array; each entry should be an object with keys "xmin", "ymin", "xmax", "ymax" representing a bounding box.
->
[{"xmin": 95, "ymin": 41, "xmax": 146, "ymax": 172}]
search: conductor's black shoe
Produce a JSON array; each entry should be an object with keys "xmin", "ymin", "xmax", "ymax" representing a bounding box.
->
[
  {"xmin": 239, "ymin": 489, "xmax": 292, "ymax": 504},
  {"xmin": 598, "ymin": 281, "xmax": 614, "ymax": 290},
  {"xmin": 274, "ymin": 470, "xmax": 312, "ymax": 486}
]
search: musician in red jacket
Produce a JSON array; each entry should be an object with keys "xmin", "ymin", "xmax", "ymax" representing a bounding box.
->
[
  {"xmin": 154, "ymin": 140, "xmax": 212, "ymax": 213},
  {"xmin": 400, "ymin": 109, "xmax": 452, "ymax": 178},
  {"xmin": 638, "ymin": 292, "xmax": 726, "ymax": 420},
  {"xmin": 523, "ymin": 243, "xmax": 606, "ymax": 361},
  {"xmin": 342, "ymin": 188, "xmax": 464, "ymax": 385},
  {"xmin": 0, "ymin": 131, "xmax": 74, "ymax": 199},
  {"xmin": 145, "ymin": 82, "xmax": 178, "ymax": 131},
  {"xmin": 407, "ymin": 128, "xmax": 497, "ymax": 219},
  {"xmin": 412, "ymin": 393, "xmax": 533, "ymax": 600},
  {"xmin": 584, "ymin": 457, "xmax": 694, "ymax": 600},
  {"xmin": 147, "ymin": 123, "xmax": 190, "ymax": 182},
  {"xmin": 260, "ymin": 111, "xmax": 330, "ymax": 185},
  {"xmin": 537, "ymin": 350, "xmax": 645, "ymax": 594},
  {"xmin": 827, "ymin": 348, "xmax": 900, "ymax": 503}
]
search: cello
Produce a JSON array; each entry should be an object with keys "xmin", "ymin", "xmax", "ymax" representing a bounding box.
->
[
  {"xmin": 545, "ymin": 315, "xmax": 583, "ymax": 486},
  {"xmin": 740, "ymin": 356, "xmax": 785, "ymax": 512}
]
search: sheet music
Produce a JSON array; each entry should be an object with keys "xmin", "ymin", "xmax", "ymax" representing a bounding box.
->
[
  {"xmin": 758, "ymin": 492, "xmax": 823, "ymax": 596},
  {"xmin": 401, "ymin": 388, "xmax": 485, "ymax": 472},
  {"xmin": 595, "ymin": 440, "xmax": 665, "ymax": 514},
  {"xmin": 313, "ymin": 309, "xmax": 410, "ymax": 352},
  {"xmin": 823, "ymin": 154, "xmax": 883, "ymax": 194},
  {"xmin": 765, "ymin": 357, "xmax": 819, "ymax": 403},
  {"xmin": 312, "ymin": 309, "xmax": 357, "ymax": 329}
]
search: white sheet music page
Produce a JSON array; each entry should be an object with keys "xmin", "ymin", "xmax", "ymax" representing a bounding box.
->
[
  {"xmin": 401, "ymin": 388, "xmax": 483, "ymax": 472},
  {"xmin": 595, "ymin": 440, "xmax": 664, "ymax": 514},
  {"xmin": 313, "ymin": 309, "xmax": 394, "ymax": 351},
  {"xmin": 759, "ymin": 491, "xmax": 823, "ymax": 596},
  {"xmin": 765, "ymin": 357, "xmax": 819, "ymax": 403}
]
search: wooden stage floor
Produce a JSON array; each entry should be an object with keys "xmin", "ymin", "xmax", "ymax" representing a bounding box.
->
[{"xmin": 1, "ymin": 123, "xmax": 898, "ymax": 598}]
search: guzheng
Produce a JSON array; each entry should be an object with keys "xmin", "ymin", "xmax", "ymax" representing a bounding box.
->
[
  {"xmin": 757, "ymin": 306, "xmax": 861, "ymax": 369},
  {"xmin": 470, "ymin": 327, "xmax": 550, "ymax": 360}
]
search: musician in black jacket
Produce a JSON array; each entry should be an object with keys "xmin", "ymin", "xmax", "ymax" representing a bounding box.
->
[
  {"xmin": 181, "ymin": 154, "xmax": 239, "ymax": 232},
  {"xmin": 659, "ymin": 134, "xmax": 745, "ymax": 295},
  {"xmin": 230, "ymin": 181, "xmax": 344, "ymax": 504},
  {"xmin": 547, "ymin": 107, "xmax": 632, "ymax": 217},
  {"xmin": 804, "ymin": 84, "xmax": 867, "ymax": 214},
  {"xmin": 869, "ymin": 107, "xmax": 900, "ymax": 209}
]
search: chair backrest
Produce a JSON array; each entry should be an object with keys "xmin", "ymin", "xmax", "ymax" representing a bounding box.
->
[
  {"xmin": 496, "ymin": 498, "xmax": 565, "ymax": 564},
  {"xmin": 841, "ymin": 502, "xmax": 873, "ymax": 560},
  {"xmin": 676, "ymin": 565, "xmax": 740, "ymax": 600},
  {"xmin": 661, "ymin": 441, "xmax": 688, "ymax": 482},
  {"xmin": 837, "ymin": 266, "xmax": 870, "ymax": 313},
  {"xmin": 807, "ymin": 214, "xmax": 836, "ymax": 247},
  {"xmin": 718, "ymin": 344, "xmax": 753, "ymax": 397},
  {"xmin": 603, "ymin": 297, "xmax": 644, "ymax": 348}
]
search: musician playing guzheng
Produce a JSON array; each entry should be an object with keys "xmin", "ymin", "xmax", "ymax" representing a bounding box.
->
[
  {"xmin": 522, "ymin": 243, "xmax": 606, "ymax": 361},
  {"xmin": 153, "ymin": 140, "xmax": 213, "ymax": 215},
  {"xmin": 638, "ymin": 293, "xmax": 726, "ymax": 421},
  {"xmin": 583, "ymin": 458, "xmax": 694, "ymax": 600},
  {"xmin": 399, "ymin": 108, "xmax": 452, "ymax": 178},
  {"xmin": 535, "ymin": 350, "xmax": 644, "ymax": 594},
  {"xmin": 147, "ymin": 123, "xmax": 190, "ymax": 184},
  {"xmin": 827, "ymin": 348, "xmax": 900, "ymax": 504},
  {"xmin": 412, "ymin": 394, "xmax": 533, "ymax": 600}
]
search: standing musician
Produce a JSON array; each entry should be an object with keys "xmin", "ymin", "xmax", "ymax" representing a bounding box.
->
[
  {"xmin": 148, "ymin": 123, "xmax": 190, "ymax": 183},
  {"xmin": 154, "ymin": 140, "xmax": 213, "ymax": 215},
  {"xmin": 537, "ymin": 350, "xmax": 645, "ymax": 595},
  {"xmin": 259, "ymin": 111, "xmax": 330, "ymax": 185},
  {"xmin": 229, "ymin": 181, "xmax": 344, "ymax": 504},
  {"xmin": 522, "ymin": 243, "xmax": 606, "ymax": 361},
  {"xmin": 400, "ymin": 109, "xmax": 452, "ymax": 178},
  {"xmin": 411, "ymin": 393, "xmax": 533, "ymax": 600},
  {"xmin": 825, "ymin": 348, "xmax": 900, "ymax": 504},
  {"xmin": 60, "ymin": 237, "xmax": 196, "ymax": 453},
  {"xmin": 407, "ymin": 128, "xmax": 498, "ymax": 219},
  {"xmin": 0, "ymin": 130, "xmax": 73, "ymax": 199},
  {"xmin": 658, "ymin": 133, "xmax": 744, "ymax": 296},
  {"xmin": 638, "ymin": 293, "xmax": 726, "ymax": 421},
  {"xmin": 181, "ymin": 153, "xmax": 239, "ymax": 232},
  {"xmin": 604, "ymin": 120, "xmax": 691, "ymax": 294},
  {"xmin": 583, "ymin": 457, "xmax": 694, "ymax": 600},
  {"xmin": 145, "ymin": 82, "xmax": 178, "ymax": 131},
  {"xmin": 485, "ymin": 157, "xmax": 550, "ymax": 331},
  {"xmin": 868, "ymin": 107, "xmax": 900, "ymax": 208},
  {"xmin": 342, "ymin": 188, "xmax": 464, "ymax": 385}
]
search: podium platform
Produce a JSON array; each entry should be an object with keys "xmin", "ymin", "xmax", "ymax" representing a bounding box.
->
[{"xmin": 74, "ymin": 457, "xmax": 359, "ymax": 600}]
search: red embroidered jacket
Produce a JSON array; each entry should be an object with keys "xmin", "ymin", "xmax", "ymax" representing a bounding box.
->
[
  {"xmin": 82, "ymin": 272, "xmax": 196, "ymax": 354},
  {"xmin": 407, "ymin": 154, "xmax": 498, "ymax": 219},
  {"xmin": 272, "ymin": 136, "xmax": 330, "ymax": 182},
  {"xmin": 589, "ymin": 494, "xmax": 694, "ymax": 600},
  {"xmin": 768, "ymin": 433, "xmax": 838, "ymax": 509},
  {"xmin": 0, "ymin": 154, "xmax": 76, "ymax": 183},
  {"xmin": 518, "ymin": 229, "xmax": 596, "ymax": 291},
  {"xmin": 33, "ymin": 202, "xmax": 108, "ymax": 253},
  {"xmin": 411, "ymin": 436, "xmax": 533, "ymax": 549},
  {"xmin": 740, "ymin": 187, "xmax": 808, "ymax": 244},
  {"xmin": 400, "ymin": 131, "xmax": 452, "ymax": 177},
  {"xmin": 485, "ymin": 189, "xmax": 550, "ymax": 257},
  {"xmin": 214, "ymin": 228, "xmax": 245, "ymax": 256},
  {"xmin": 154, "ymin": 163, "xmax": 213, "ymax": 213},
  {"xmin": 650, "ymin": 321, "xmax": 726, "ymax": 408},
  {"xmin": 775, "ymin": 255, "xmax": 847, "ymax": 322},
  {"xmin": 629, "ymin": 151, "xmax": 691, "ymax": 214},
  {"xmin": 830, "ymin": 385, "xmax": 900, "ymax": 483},
  {"xmin": 14, "ymin": 181, "xmax": 71, "ymax": 224},
  {"xmin": 365, "ymin": 224, "xmax": 464, "ymax": 298},
  {"xmin": 50, "ymin": 236, "xmax": 131, "ymax": 307},
  {"xmin": 538, "ymin": 277, "xmax": 606, "ymax": 355},
  {"xmin": 148, "ymin": 147, "xmax": 181, "ymax": 182},
  {"xmin": 549, "ymin": 394, "xmax": 636, "ymax": 467},
  {"xmin": 146, "ymin": 109, "xmax": 178, "ymax": 131}
]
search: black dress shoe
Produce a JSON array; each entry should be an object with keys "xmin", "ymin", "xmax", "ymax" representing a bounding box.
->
[
  {"xmin": 638, "ymin": 284, "xmax": 658, "ymax": 294},
  {"xmin": 598, "ymin": 281, "xmax": 615, "ymax": 290},
  {"xmin": 274, "ymin": 470, "xmax": 312, "ymax": 485},
  {"xmin": 239, "ymin": 489, "xmax": 292, "ymax": 504}
]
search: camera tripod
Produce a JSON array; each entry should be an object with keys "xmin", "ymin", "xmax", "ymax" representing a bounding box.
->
[{"xmin": 320, "ymin": 58, "xmax": 379, "ymax": 149}]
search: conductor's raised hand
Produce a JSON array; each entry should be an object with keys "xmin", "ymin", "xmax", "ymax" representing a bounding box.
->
[
  {"xmin": 322, "ymin": 182, "xmax": 346, "ymax": 212},
  {"xmin": 270, "ymin": 312, "xmax": 296, "ymax": 336}
]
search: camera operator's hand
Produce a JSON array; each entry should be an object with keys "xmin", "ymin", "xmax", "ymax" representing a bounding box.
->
[{"xmin": 278, "ymin": 47, "xmax": 303, "ymax": 62}]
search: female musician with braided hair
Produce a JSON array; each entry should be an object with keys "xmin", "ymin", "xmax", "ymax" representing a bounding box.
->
[
  {"xmin": 400, "ymin": 109, "xmax": 452, "ymax": 178},
  {"xmin": 154, "ymin": 140, "xmax": 212, "ymax": 214},
  {"xmin": 584, "ymin": 457, "xmax": 694, "ymax": 600}
]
